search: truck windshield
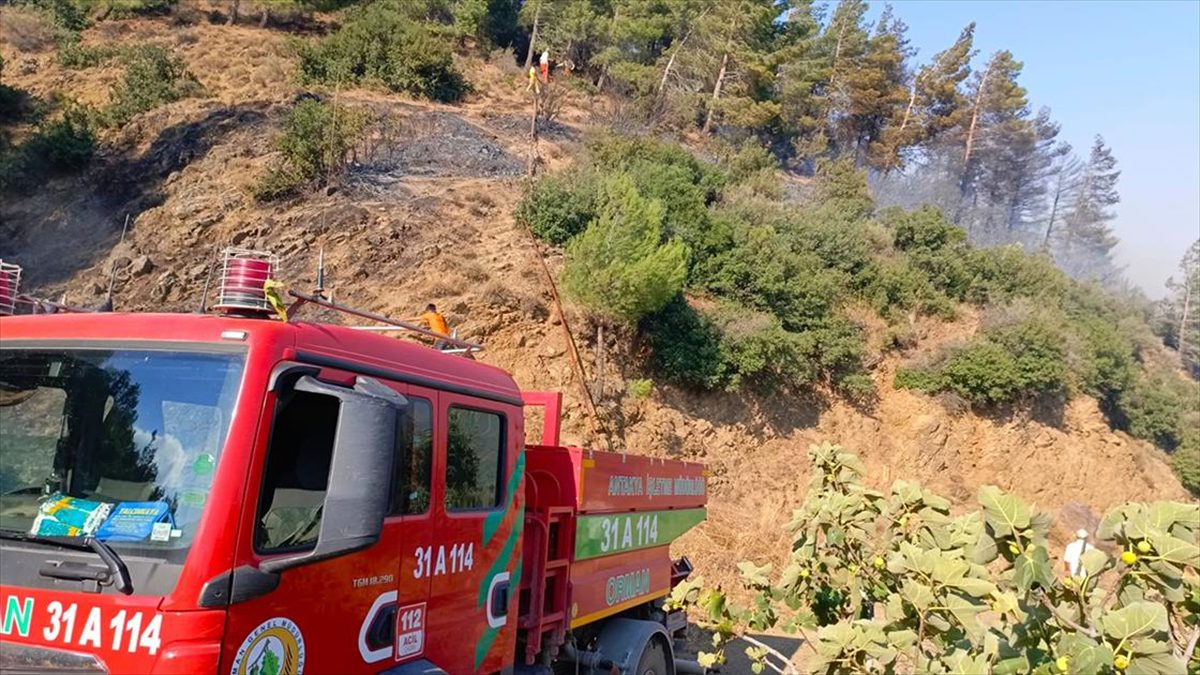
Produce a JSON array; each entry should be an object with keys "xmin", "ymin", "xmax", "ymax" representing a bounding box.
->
[{"xmin": 0, "ymin": 348, "xmax": 244, "ymax": 561}]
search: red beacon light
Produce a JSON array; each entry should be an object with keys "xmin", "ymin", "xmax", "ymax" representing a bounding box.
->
[
  {"xmin": 212, "ymin": 248, "xmax": 279, "ymax": 317},
  {"xmin": 0, "ymin": 260, "xmax": 21, "ymax": 316}
]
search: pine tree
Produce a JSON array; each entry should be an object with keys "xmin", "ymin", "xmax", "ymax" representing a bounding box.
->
[
  {"xmin": 917, "ymin": 23, "xmax": 975, "ymax": 139},
  {"xmin": 654, "ymin": 0, "xmax": 711, "ymax": 96},
  {"xmin": 840, "ymin": 6, "xmax": 912, "ymax": 169},
  {"xmin": 705, "ymin": 0, "xmax": 777, "ymax": 135},
  {"xmin": 564, "ymin": 175, "xmax": 689, "ymax": 394},
  {"xmin": 1054, "ymin": 135, "xmax": 1121, "ymax": 282},
  {"xmin": 1159, "ymin": 240, "xmax": 1200, "ymax": 377},
  {"xmin": 958, "ymin": 51, "xmax": 1030, "ymax": 207},
  {"xmin": 819, "ymin": 0, "xmax": 871, "ymax": 152},
  {"xmin": 519, "ymin": 0, "xmax": 600, "ymax": 73},
  {"xmin": 591, "ymin": 0, "xmax": 677, "ymax": 96},
  {"xmin": 659, "ymin": 0, "xmax": 776, "ymax": 135},
  {"xmin": 1041, "ymin": 146, "xmax": 1082, "ymax": 250},
  {"xmin": 975, "ymin": 107, "xmax": 1064, "ymax": 244},
  {"xmin": 870, "ymin": 22, "xmax": 974, "ymax": 173},
  {"xmin": 774, "ymin": 0, "xmax": 830, "ymax": 160}
]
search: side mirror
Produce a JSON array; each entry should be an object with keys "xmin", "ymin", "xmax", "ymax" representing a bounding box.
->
[{"xmin": 260, "ymin": 375, "xmax": 406, "ymax": 574}]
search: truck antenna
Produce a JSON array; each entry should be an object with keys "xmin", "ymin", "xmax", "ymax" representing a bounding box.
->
[
  {"xmin": 98, "ymin": 214, "xmax": 130, "ymax": 313},
  {"xmin": 314, "ymin": 247, "xmax": 326, "ymax": 300},
  {"xmin": 195, "ymin": 258, "xmax": 214, "ymax": 314}
]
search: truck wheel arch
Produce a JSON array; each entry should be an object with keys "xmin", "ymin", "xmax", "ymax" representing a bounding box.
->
[
  {"xmin": 376, "ymin": 658, "xmax": 448, "ymax": 675},
  {"xmin": 593, "ymin": 617, "xmax": 675, "ymax": 675}
]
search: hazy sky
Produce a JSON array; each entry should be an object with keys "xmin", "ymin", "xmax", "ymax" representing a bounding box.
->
[{"xmin": 862, "ymin": 0, "xmax": 1200, "ymax": 297}]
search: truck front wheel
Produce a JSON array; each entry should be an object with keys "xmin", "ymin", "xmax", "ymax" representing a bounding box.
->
[{"xmin": 635, "ymin": 638, "xmax": 669, "ymax": 675}]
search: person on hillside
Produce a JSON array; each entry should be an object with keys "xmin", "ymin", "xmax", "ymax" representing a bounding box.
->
[
  {"xmin": 526, "ymin": 65, "xmax": 540, "ymax": 94},
  {"xmin": 539, "ymin": 50, "xmax": 550, "ymax": 82},
  {"xmin": 1062, "ymin": 529, "xmax": 1095, "ymax": 577},
  {"xmin": 408, "ymin": 303, "xmax": 451, "ymax": 349}
]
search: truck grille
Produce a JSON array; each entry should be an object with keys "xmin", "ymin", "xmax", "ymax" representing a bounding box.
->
[{"xmin": 0, "ymin": 642, "xmax": 107, "ymax": 673}]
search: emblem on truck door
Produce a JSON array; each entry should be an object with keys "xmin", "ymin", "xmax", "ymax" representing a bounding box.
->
[{"xmin": 230, "ymin": 617, "xmax": 306, "ymax": 675}]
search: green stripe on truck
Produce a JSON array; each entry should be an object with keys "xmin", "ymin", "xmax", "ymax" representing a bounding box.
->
[{"xmin": 574, "ymin": 508, "xmax": 706, "ymax": 561}]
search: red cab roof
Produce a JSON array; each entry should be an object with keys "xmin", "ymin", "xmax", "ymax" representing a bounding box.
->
[{"xmin": 0, "ymin": 312, "xmax": 521, "ymax": 405}]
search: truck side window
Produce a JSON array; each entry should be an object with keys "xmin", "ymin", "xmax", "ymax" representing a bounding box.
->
[
  {"xmin": 445, "ymin": 407, "xmax": 503, "ymax": 511},
  {"xmin": 256, "ymin": 390, "xmax": 338, "ymax": 552},
  {"xmin": 392, "ymin": 397, "xmax": 432, "ymax": 515}
]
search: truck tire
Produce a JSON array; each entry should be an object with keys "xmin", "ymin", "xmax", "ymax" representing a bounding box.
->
[{"xmin": 635, "ymin": 637, "xmax": 669, "ymax": 675}]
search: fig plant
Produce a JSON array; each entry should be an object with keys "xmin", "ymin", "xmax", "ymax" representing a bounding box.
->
[{"xmin": 667, "ymin": 443, "xmax": 1200, "ymax": 674}]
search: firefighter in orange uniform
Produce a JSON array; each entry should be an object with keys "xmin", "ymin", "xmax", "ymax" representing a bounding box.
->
[{"xmin": 408, "ymin": 303, "xmax": 451, "ymax": 349}]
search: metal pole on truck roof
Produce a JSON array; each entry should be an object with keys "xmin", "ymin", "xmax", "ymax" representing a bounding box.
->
[
  {"xmin": 195, "ymin": 253, "xmax": 215, "ymax": 314},
  {"xmin": 314, "ymin": 248, "xmax": 327, "ymax": 299},
  {"xmin": 286, "ymin": 290, "xmax": 484, "ymax": 353}
]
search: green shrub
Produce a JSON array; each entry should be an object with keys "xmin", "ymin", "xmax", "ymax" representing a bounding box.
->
[
  {"xmin": 963, "ymin": 246, "xmax": 1068, "ymax": 305},
  {"xmin": 587, "ymin": 133, "xmax": 726, "ymax": 199},
  {"xmin": 103, "ymin": 45, "xmax": 202, "ymax": 126},
  {"xmin": 787, "ymin": 209, "xmax": 876, "ymax": 284},
  {"xmin": 716, "ymin": 140, "xmax": 777, "ymax": 183},
  {"xmin": 1172, "ymin": 434, "xmax": 1200, "ymax": 497},
  {"xmin": 562, "ymin": 174, "xmax": 688, "ymax": 325},
  {"xmin": 812, "ymin": 158, "xmax": 873, "ymax": 222},
  {"xmin": 250, "ymin": 165, "xmax": 306, "ymax": 202},
  {"xmin": 881, "ymin": 323, "xmax": 915, "ymax": 354},
  {"xmin": 1075, "ymin": 316, "xmax": 1137, "ymax": 416},
  {"xmin": 627, "ymin": 378, "xmax": 653, "ymax": 399},
  {"xmin": 58, "ymin": 40, "xmax": 124, "ymax": 69},
  {"xmin": 10, "ymin": 0, "xmax": 88, "ymax": 33},
  {"xmin": 645, "ymin": 297, "xmax": 868, "ymax": 395},
  {"xmin": 0, "ymin": 104, "xmax": 95, "ymax": 193},
  {"xmin": 708, "ymin": 302, "xmax": 817, "ymax": 392},
  {"xmin": 276, "ymin": 99, "xmax": 367, "ymax": 180},
  {"xmin": 1120, "ymin": 372, "xmax": 1190, "ymax": 451},
  {"xmin": 622, "ymin": 159, "xmax": 710, "ymax": 253},
  {"xmin": 644, "ymin": 297, "xmax": 727, "ymax": 391},
  {"xmin": 898, "ymin": 318, "xmax": 1069, "ymax": 406},
  {"xmin": 23, "ymin": 105, "xmax": 96, "ymax": 170},
  {"xmin": 684, "ymin": 209, "xmax": 738, "ymax": 289},
  {"xmin": 253, "ymin": 98, "xmax": 369, "ymax": 201},
  {"xmin": 703, "ymin": 225, "xmax": 843, "ymax": 332},
  {"xmin": 807, "ymin": 315, "xmax": 871, "ymax": 394},
  {"xmin": 514, "ymin": 173, "xmax": 597, "ymax": 245},
  {"xmin": 866, "ymin": 258, "xmax": 955, "ymax": 320},
  {"xmin": 885, "ymin": 204, "xmax": 966, "ymax": 253},
  {"xmin": 297, "ymin": 1, "xmax": 469, "ymax": 103}
]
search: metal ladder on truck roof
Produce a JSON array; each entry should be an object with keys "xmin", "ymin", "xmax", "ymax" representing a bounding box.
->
[{"xmin": 285, "ymin": 289, "xmax": 484, "ymax": 357}]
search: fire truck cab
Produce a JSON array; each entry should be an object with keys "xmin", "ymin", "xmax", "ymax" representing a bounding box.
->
[{"xmin": 0, "ymin": 258, "xmax": 707, "ymax": 675}]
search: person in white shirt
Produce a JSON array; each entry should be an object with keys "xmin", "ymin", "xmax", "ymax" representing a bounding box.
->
[{"xmin": 1063, "ymin": 529, "xmax": 1094, "ymax": 576}]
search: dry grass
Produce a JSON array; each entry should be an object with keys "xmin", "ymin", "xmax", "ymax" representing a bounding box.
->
[
  {"xmin": 486, "ymin": 48, "xmax": 523, "ymax": 76},
  {"xmin": 173, "ymin": 28, "xmax": 200, "ymax": 47},
  {"xmin": 479, "ymin": 280, "xmax": 519, "ymax": 308},
  {"xmin": 461, "ymin": 262, "xmax": 489, "ymax": 283},
  {"xmin": 518, "ymin": 294, "xmax": 548, "ymax": 321},
  {"xmin": 423, "ymin": 274, "xmax": 467, "ymax": 298},
  {"xmin": 250, "ymin": 57, "xmax": 288, "ymax": 89},
  {"xmin": 94, "ymin": 21, "xmax": 133, "ymax": 42},
  {"xmin": 1, "ymin": 8, "xmax": 58, "ymax": 53}
]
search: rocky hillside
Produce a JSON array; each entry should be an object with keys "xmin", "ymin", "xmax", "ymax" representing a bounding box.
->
[{"xmin": 1, "ymin": 4, "xmax": 1192, "ymax": 591}]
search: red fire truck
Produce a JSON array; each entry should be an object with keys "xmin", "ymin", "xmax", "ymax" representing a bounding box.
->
[{"xmin": 0, "ymin": 253, "xmax": 708, "ymax": 674}]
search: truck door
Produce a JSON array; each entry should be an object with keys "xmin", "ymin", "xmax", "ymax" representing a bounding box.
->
[
  {"xmin": 420, "ymin": 393, "xmax": 522, "ymax": 674},
  {"xmin": 220, "ymin": 364, "xmax": 408, "ymax": 675},
  {"xmin": 389, "ymin": 387, "xmax": 436, "ymax": 665}
]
